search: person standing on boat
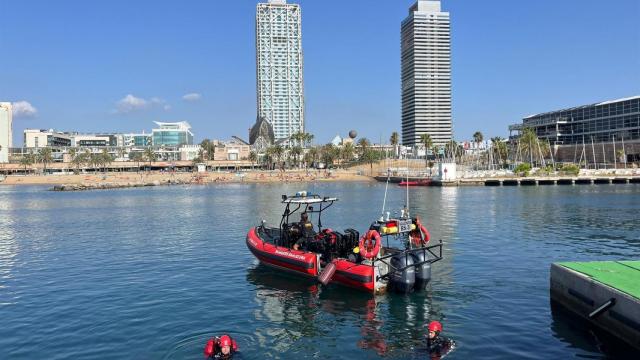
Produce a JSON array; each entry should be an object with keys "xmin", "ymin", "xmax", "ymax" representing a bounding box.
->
[
  {"xmin": 425, "ymin": 321, "xmax": 454, "ymax": 359},
  {"xmin": 293, "ymin": 212, "xmax": 315, "ymax": 250}
]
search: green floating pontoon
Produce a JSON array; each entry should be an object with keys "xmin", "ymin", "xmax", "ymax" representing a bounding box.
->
[
  {"xmin": 550, "ymin": 260, "xmax": 640, "ymax": 350},
  {"xmin": 558, "ymin": 261, "xmax": 640, "ymax": 300}
]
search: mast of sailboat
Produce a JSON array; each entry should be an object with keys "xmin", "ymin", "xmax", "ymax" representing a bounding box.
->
[
  {"xmin": 591, "ymin": 136, "xmax": 597, "ymax": 170},
  {"xmin": 621, "ymin": 134, "xmax": 627, "ymax": 169},
  {"xmin": 613, "ymin": 135, "xmax": 617, "ymax": 170}
]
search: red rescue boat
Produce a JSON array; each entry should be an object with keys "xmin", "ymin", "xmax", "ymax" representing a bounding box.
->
[{"xmin": 246, "ymin": 192, "xmax": 443, "ymax": 294}]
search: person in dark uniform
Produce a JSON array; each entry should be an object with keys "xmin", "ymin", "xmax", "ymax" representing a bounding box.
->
[
  {"xmin": 292, "ymin": 212, "xmax": 315, "ymax": 250},
  {"xmin": 426, "ymin": 321, "xmax": 454, "ymax": 359}
]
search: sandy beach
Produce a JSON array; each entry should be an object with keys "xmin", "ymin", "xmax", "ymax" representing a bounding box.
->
[{"xmin": 0, "ymin": 169, "xmax": 373, "ymax": 187}]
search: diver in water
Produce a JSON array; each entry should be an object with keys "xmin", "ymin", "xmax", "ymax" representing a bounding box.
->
[
  {"xmin": 426, "ymin": 321, "xmax": 454, "ymax": 359},
  {"xmin": 204, "ymin": 335, "xmax": 238, "ymax": 359}
]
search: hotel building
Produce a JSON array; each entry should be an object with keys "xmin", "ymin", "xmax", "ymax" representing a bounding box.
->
[
  {"xmin": 401, "ymin": 0, "xmax": 452, "ymax": 147},
  {"xmin": 255, "ymin": 0, "xmax": 305, "ymax": 143}
]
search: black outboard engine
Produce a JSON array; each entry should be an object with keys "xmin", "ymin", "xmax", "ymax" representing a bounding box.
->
[
  {"xmin": 410, "ymin": 250, "xmax": 431, "ymax": 290},
  {"xmin": 341, "ymin": 229, "xmax": 360, "ymax": 255},
  {"xmin": 390, "ymin": 253, "xmax": 415, "ymax": 293}
]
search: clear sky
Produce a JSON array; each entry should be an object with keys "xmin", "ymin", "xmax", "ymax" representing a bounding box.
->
[{"xmin": 1, "ymin": 0, "xmax": 639, "ymax": 145}]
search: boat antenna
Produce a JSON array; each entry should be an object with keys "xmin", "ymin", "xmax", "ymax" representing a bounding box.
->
[
  {"xmin": 405, "ymin": 154, "xmax": 410, "ymax": 217},
  {"xmin": 381, "ymin": 168, "xmax": 391, "ymax": 219}
]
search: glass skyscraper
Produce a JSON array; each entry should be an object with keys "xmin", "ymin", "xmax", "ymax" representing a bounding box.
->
[
  {"xmin": 256, "ymin": 0, "xmax": 305, "ymax": 142},
  {"xmin": 401, "ymin": 0, "xmax": 452, "ymax": 147}
]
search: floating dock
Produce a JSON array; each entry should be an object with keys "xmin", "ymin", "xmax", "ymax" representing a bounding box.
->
[
  {"xmin": 550, "ymin": 261, "xmax": 640, "ymax": 350},
  {"xmin": 374, "ymin": 175, "xmax": 640, "ymax": 187}
]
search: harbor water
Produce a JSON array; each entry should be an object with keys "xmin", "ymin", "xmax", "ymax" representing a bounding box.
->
[{"xmin": 1, "ymin": 183, "xmax": 639, "ymax": 359}]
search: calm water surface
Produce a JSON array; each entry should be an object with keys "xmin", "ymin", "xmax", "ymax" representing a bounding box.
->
[{"xmin": 0, "ymin": 182, "xmax": 639, "ymax": 359}]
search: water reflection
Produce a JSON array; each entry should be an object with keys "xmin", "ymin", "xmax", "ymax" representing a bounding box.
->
[
  {"xmin": 549, "ymin": 299, "xmax": 636, "ymax": 358},
  {"xmin": 247, "ymin": 265, "xmax": 390, "ymax": 356},
  {"xmin": 0, "ymin": 191, "xmax": 18, "ymax": 306}
]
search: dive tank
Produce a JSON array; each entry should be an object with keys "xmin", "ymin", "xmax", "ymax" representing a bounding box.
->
[
  {"xmin": 410, "ymin": 251, "xmax": 431, "ymax": 290},
  {"xmin": 389, "ymin": 253, "xmax": 415, "ymax": 293}
]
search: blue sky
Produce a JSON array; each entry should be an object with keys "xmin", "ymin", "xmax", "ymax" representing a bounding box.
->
[{"xmin": 1, "ymin": 0, "xmax": 639, "ymax": 145}]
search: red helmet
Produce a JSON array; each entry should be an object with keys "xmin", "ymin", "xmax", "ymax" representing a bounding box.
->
[
  {"xmin": 219, "ymin": 335, "xmax": 232, "ymax": 347},
  {"xmin": 428, "ymin": 321, "xmax": 443, "ymax": 332}
]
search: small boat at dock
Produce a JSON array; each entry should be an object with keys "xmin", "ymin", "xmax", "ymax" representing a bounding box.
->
[{"xmin": 399, "ymin": 179, "xmax": 431, "ymax": 186}]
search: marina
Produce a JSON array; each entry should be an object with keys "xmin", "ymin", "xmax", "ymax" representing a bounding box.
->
[
  {"xmin": 376, "ymin": 174, "xmax": 640, "ymax": 187},
  {"xmin": 1, "ymin": 183, "xmax": 638, "ymax": 358}
]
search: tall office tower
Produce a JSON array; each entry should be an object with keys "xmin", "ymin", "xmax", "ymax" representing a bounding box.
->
[
  {"xmin": 0, "ymin": 102, "xmax": 13, "ymax": 163},
  {"xmin": 401, "ymin": 0, "xmax": 452, "ymax": 147},
  {"xmin": 256, "ymin": 0, "xmax": 305, "ymax": 143}
]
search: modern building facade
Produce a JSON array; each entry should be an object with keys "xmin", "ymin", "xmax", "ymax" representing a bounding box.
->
[
  {"xmin": 0, "ymin": 102, "xmax": 12, "ymax": 163},
  {"xmin": 123, "ymin": 133, "xmax": 152, "ymax": 147},
  {"xmin": 151, "ymin": 121, "xmax": 194, "ymax": 146},
  {"xmin": 256, "ymin": 0, "xmax": 305, "ymax": 143},
  {"xmin": 72, "ymin": 134, "xmax": 118, "ymax": 147},
  {"xmin": 509, "ymin": 96, "xmax": 640, "ymax": 164},
  {"xmin": 401, "ymin": 0, "xmax": 452, "ymax": 147},
  {"xmin": 23, "ymin": 129, "xmax": 72, "ymax": 148}
]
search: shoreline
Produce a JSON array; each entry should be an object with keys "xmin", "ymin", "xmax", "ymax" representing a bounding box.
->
[{"xmin": 0, "ymin": 170, "xmax": 374, "ymax": 188}]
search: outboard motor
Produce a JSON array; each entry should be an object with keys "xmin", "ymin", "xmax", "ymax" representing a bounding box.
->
[
  {"xmin": 390, "ymin": 253, "xmax": 415, "ymax": 293},
  {"xmin": 410, "ymin": 250, "xmax": 431, "ymax": 290},
  {"xmin": 341, "ymin": 229, "xmax": 360, "ymax": 257}
]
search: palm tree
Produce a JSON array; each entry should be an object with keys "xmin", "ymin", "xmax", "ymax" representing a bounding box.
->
[
  {"xmin": 100, "ymin": 148, "xmax": 113, "ymax": 173},
  {"xmin": 321, "ymin": 144, "xmax": 339, "ymax": 168},
  {"xmin": 290, "ymin": 132, "xmax": 304, "ymax": 147},
  {"xmin": 68, "ymin": 148, "xmax": 77, "ymax": 173},
  {"xmin": 90, "ymin": 153, "xmax": 102, "ymax": 172},
  {"xmin": 70, "ymin": 148, "xmax": 84, "ymax": 174},
  {"xmin": 341, "ymin": 142, "xmax": 355, "ymax": 164},
  {"xmin": 248, "ymin": 151, "xmax": 257, "ymax": 170},
  {"xmin": 129, "ymin": 152, "xmax": 143, "ymax": 173},
  {"xmin": 38, "ymin": 147, "xmax": 53, "ymax": 174},
  {"xmin": 518, "ymin": 127, "xmax": 538, "ymax": 166},
  {"xmin": 116, "ymin": 147, "xmax": 127, "ymax": 172},
  {"xmin": 20, "ymin": 151, "xmax": 35, "ymax": 174},
  {"xmin": 303, "ymin": 133, "xmax": 314, "ymax": 148},
  {"xmin": 390, "ymin": 131, "xmax": 400, "ymax": 159},
  {"xmin": 81, "ymin": 150, "xmax": 92, "ymax": 172},
  {"xmin": 144, "ymin": 147, "xmax": 156, "ymax": 170},
  {"xmin": 304, "ymin": 146, "xmax": 319, "ymax": 168},
  {"xmin": 444, "ymin": 140, "xmax": 459, "ymax": 163},
  {"xmin": 290, "ymin": 146, "xmax": 303, "ymax": 168},
  {"xmin": 356, "ymin": 137, "xmax": 370, "ymax": 159},
  {"xmin": 200, "ymin": 139, "xmax": 215, "ymax": 161},
  {"xmin": 272, "ymin": 144, "xmax": 285, "ymax": 170},
  {"xmin": 490, "ymin": 137, "xmax": 503, "ymax": 168},
  {"xmin": 390, "ymin": 132, "xmax": 400, "ymax": 146},
  {"xmin": 473, "ymin": 131, "xmax": 484, "ymax": 152},
  {"xmin": 419, "ymin": 133, "xmax": 433, "ymax": 166}
]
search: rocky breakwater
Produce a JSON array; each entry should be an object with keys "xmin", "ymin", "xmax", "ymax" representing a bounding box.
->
[{"xmin": 51, "ymin": 179, "xmax": 189, "ymax": 191}]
